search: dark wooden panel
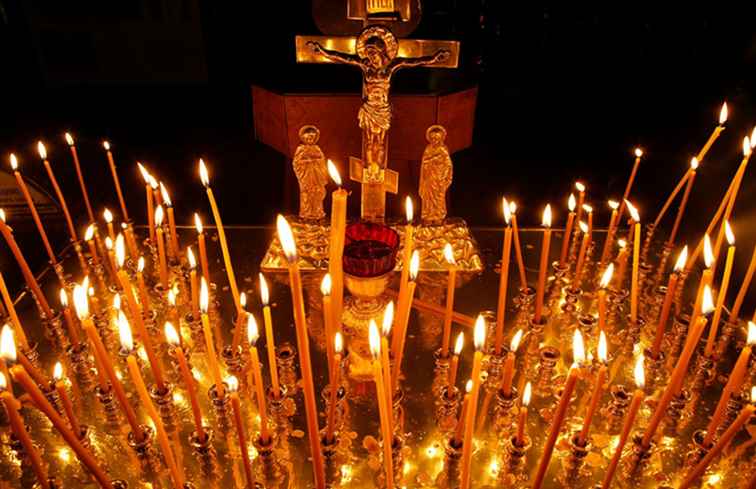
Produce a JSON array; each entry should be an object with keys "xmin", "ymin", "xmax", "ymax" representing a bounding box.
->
[
  {"xmin": 252, "ymin": 86, "xmax": 289, "ymax": 156},
  {"xmin": 391, "ymin": 95, "xmax": 438, "ymax": 161},
  {"xmin": 437, "ymin": 87, "xmax": 478, "ymax": 154}
]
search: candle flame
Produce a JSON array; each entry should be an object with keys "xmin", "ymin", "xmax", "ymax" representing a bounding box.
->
[
  {"xmin": 578, "ymin": 221, "xmax": 588, "ymax": 234},
  {"xmin": 744, "ymin": 137, "xmax": 752, "ymax": 157},
  {"xmin": 747, "ymin": 321, "xmax": 755, "ymax": 345},
  {"xmin": 159, "ymin": 182, "xmax": 172, "ymax": 207},
  {"xmin": 568, "ymin": 194, "xmax": 576, "ymax": 212},
  {"xmin": 575, "ymin": 182, "xmax": 585, "ymax": 193},
  {"xmin": 608, "ymin": 200, "xmax": 619, "ymax": 210},
  {"xmin": 502, "ymin": 197, "xmax": 512, "ymax": 224},
  {"xmin": 634, "ymin": 148, "xmax": 643, "ymax": 158},
  {"xmin": 510, "ymin": 329, "xmax": 524, "ymax": 352},
  {"xmin": 9, "ymin": 154, "xmax": 18, "ymax": 171},
  {"xmin": 37, "ymin": 141, "xmax": 47, "ymax": 160},
  {"xmin": 409, "ymin": 250, "xmax": 420, "ymax": 281},
  {"xmin": 598, "ymin": 330, "xmax": 608, "ymax": 363},
  {"xmin": 443, "ymin": 243, "xmax": 456, "ymax": 266},
  {"xmin": 453, "ymin": 332, "xmax": 464, "ymax": 355},
  {"xmin": 464, "ymin": 379, "xmax": 472, "ymax": 394},
  {"xmin": 600, "ymin": 264, "xmax": 614, "ymax": 288},
  {"xmin": 674, "ymin": 246, "xmax": 688, "ymax": 271},
  {"xmin": 542, "ymin": 204, "xmax": 552, "ymax": 227},
  {"xmin": 53, "ymin": 361, "xmax": 63, "ymax": 381},
  {"xmin": 474, "ymin": 314, "xmax": 486, "ymax": 351},
  {"xmin": 703, "ymin": 234, "xmax": 714, "ymax": 268},
  {"xmin": 382, "ymin": 301, "xmax": 394, "ymax": 337},
  {"xmin": 719, "ymin": 102, "xmax": 728, "ymax": 125},
  {"xmin": 65, "ymin": 133, "xmax": 74, "ymax": 146},
  {"xmin": 194, "ymin": 213, "xmax": 203, "ymax": 234},
  {"xmin": 634, "ymin": 352, "xmax": 645, "ymax": 389},
  {"xmin": 102, "ymin": 141, "xmax": 111, "ymax": 151},
  {"xmin": 701, "ymin": 285, "xmax": 714, "ymax": 315},
  {"xmin": 247, "ymin": 314, "xmax": 259, "ymax": 345},
  {"xmin": 625, "ymin": 200, "xmax": 640, "ymax": 222},
  {"xmin": 103, "ymin": 208, "xmax": 113, "ymax": 224},
  {"xmin": 259, "ymin": 273, "xmax": 270, "ymax": 306},
  {"xmin": 148, "ymin": 175, "xmax": 158, "ymax": 190},
  {"xmin": 572, "ymin": 329, "xmax": 585, "ymax": 366},
  {"xmin": 137, "ymin": 162, "xmax": 150, "ymax": 183},
  {"xmin": 118, "ymin": 311, "xmax": 133, "ymax": 352},
  {"xmin": 239, "ymin": 291, "xmax": 246, "ymax": 309},
  {"xmin": 0, "ymin": 372, "xmax": 6, "ymax": 390},
  {"xmin": 0, "ymin": 325, "xmax": 16, "ymax": 364},
  {"xmin": 104, "ymin": 237, "xmax": 113, "ymax": 250},
  {"xmin": 186, "ymin": 247, "xmax": 196, "ymax": 269},
  {"xmin": 199, "ymin": 277, "xmax": 209, "ymax": 313},
  {"xmin": 58, "ymin": 288, "xmax": 69, "ymax": 308},
  {"xmin": 164, "ymin": 322, "xmax": 180, "ymax": 347},
  {"xmin": 582, "ymin": 203, "xmax": 592, "ymax": 214},
  {"xmin": 751, "ymin": 127, "xmax": 756, "ymax": 148},
  {"xmin": 0, "ymin": 209, "xmax": 5, "ymax": 223},
  {"xmin": 226, "ymin": 375, "xmax": 239, "ymax": 393},
  {"xmin": 522, "ymin": 381, "xmax": 532, "ymax": 406},
  {"xmin": 327, "ymin": 160, "xmax": 342, "ymax": 186},
  {"xmin": 320, "ymin": 273, "xmax": 332, "ymax": 296},
  {"xmin": 72, "ymin": 284, "xmax": 89, "ymax": 320},
  {"xmin": 724, "ymin": 221, "xmax": 734, "ymax": 245},
  {"xmin": 276, "ymin": 214, "xmax": 298, "ymax": 263},
  {"xmin": 509, "ymin": 201, "xmax": 517, "ymax": 215},
  {"xmin": 690, "ymin": 157, "xmax": 699, "ymax": 170},
  {"xmin": 368, "ymin": 319, "xmax": 381, "ymax": 360},
  {"xmin": 405, "ymin": 196, "xmax": 413, "ymax": 223},
  {"xmin": 115, "ymin": 233, "xmax": 126, "ymax": 268},
  {"xmin": 113, "ymin": 294, "xmax": 120, "ymax": 311},
  {"xmin": 167, "ymin": 288, "xmax": 176, "ymax": 306},
  {"xmin": 198, "ymin": 159, "xmax": 210, "ymax": 186},
  {"xmin": 84, "ymin": 224, "xmax": 95, "ymax": 241},
  {"xmin": 155, "ymin": 205, "xmax": 164, "ymax": 226},
  {"xmin": 334, "ymin": 332, "xmax": 344, "ymax": 354},
  {"xmin": 751, "ymin": 386, "xmax": 755, "ymax": 401}
]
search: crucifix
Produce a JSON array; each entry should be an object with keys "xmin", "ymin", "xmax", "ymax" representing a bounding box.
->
[{"xmin": 295, "ymin": 24, "xmax": 459, "ymax": 221}]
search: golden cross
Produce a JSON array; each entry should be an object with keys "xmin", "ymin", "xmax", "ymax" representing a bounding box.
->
[{"xmin": 349, "ymin": 156, "xmax": 398, "ymax": 222}]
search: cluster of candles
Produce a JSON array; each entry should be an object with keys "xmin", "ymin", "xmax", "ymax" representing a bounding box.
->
[{"xmin": 0, "ymin": 100, "xmax": 752, "ymax": 489}]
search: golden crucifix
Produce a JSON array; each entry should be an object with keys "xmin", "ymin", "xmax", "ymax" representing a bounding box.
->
[{"xmin": 295, "ymin": 25, "xmax": 459, "ymax": 221}]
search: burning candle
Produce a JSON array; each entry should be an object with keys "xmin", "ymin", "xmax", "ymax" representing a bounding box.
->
[
  {"xmin": 226, "ymin": 375, "xmax": 255, "ymax": 489},
  {"xmin": 686, "ymin": 235, "xmax": 715, "ymax": 341},
  {"xmin": 597, "ymin": 264, "xmax": 614, "ymax": 332},
  {"xmin": 460, "ymin": 315, "xmax": 486, "ymax": 489},
  {"xmin": 534, "ymin": 205, "xmax": 552, "ymax": 324},
  {"xmin": 231, "ymin": 292, "xmax": 247, "ymax": 353},
  {"xmin": 9, "ymin": 154, "xmax": 57, "ymax": 265},
  {"xmin": 369, "ymin": 321, "xmax": 394, "ymax": 489},
  {"xmin": 574, "ymin": 181, "xmax": 586, "ymax": 226},
  {"xmin": 453, "ymin": 380, "xmax": 473, "ymax": 446},
  {"xmin": 705, "ymin": 222, "xmax": 735, "ymax": 357},
  {"xmin": 625, "ymin": 200, "xmax": 641, "ymax": 324},
  {"xmin": 84, "ymin": 224, "xmax": 100, "ymax": 267},
  {"xmin": 397, "ymin": 196, "xmax": 414, "ymax": 330},
  {"xmin": 578, "ymin": 330, "xmax": 608, "ymax": 444},
  {"xmin": 391, "ymin": 250, "xmax": 419, "ymax": 392},
  {"xmin": 137, "ymin": 162, "xmax": 156, "ymax": 244},
  {"xmin": 38, "ymin": 142, "xmax": 78, "ymax": 243},
  {"xmin": 103, "ymin": 208, "xmax": 116, "ymax": 242},
  {"xmin": 500, "ymin": 329, "xmax": 524, "ymax": 396},
  {"xmin": 602, "ymin": 353, "xmax": 645, "ymax": 489},
  {"xmin": 65, "ymin": 132, "xmax": 95, "ymax": 223},
  {"xmin": 59, "ymin": 289, "xmax": 81, "ymax": 346},
  {"xmin": 259, "ymin": 273, "xmax": 280, "ymax": 397},
  {"xmin": 599, "ymin": 200, "xmax": 620, "ymax": 266},
  {"xmin": 666, "ymin": 157, "xmax": 699, "ymax": 247},
  {"xmin": 159, "ymin": 182, "xmax": 180, "ymax": 260},
  {"xmin": 532, "ymin": 329, "xmax": 585, "ymax": 489},
  {"xmin": 103, "ymin": 141, "xmax": 129, "ymax": 221},
  {"xmin": 494, "ymin": 198, "xmax": 513, "ymax": 354},
  {"xmin": 327, "ymin": 160, "xmax": 347, "ymax": 332},
  {"xmin": 325, "ymin": 332, "xmax": 344, "ymax": 442},
  {"xmin": 583, "ymin": 203, "xmax": 593, "ymax": 247},
  {"xmin": 187, "ymin": 248, "xmax": 200, "ymax": 319},
  {"xmin": 199, "ymin": 277, "xmax": 225, "ymax": 397},
  {"xmin": 136, "ymin": 257, "xmax": 152, "ymax": 317},
  {"xmin": 199, "ymin": 159, "xmax": 242, "ymax": 315},
  {"xmin": 247, "ymin": 314, "xmax": 270, "ymax": 442},
  {"xmin": 52, "ymin": 362, "xmax": 82, "ymax": 436},
  {"xmin": 194, "ymin": 213, "xmax": 211, "ymax": 282},
  {"xmin": 448, "ymin": 332, "xmax": 464, "ymax": 388},
  {"xmin": 381, "ymin": 302, "xmax": 394, "ymax": 425},
  {"xmin": 151, "ymin": 174, "xmax": 161, "ymax": 206},
  {"xmin": 573, "ymin": 221, "xmax": 590, "ymax": 288},
  {"xmin": 0, "ymin": 272, "xmax": 27, "ymax": 349},
  {"xmin": 616, "ymin": 148, "xmax": 643, "ymax": 221},
  {"xmin": 154, "ymin": 206, "xmax": 169, "ymax": 286},
  {"xmin": 558, "ymin": 193, "xmax": 576, "ymax": 267},
  {"xmin": 650, "ymin": 246, "xmax": 687, "ymax": 358},
  {"xmin": 516, "ymin": 381, "xmax": 532, "ymax": 446},
  {"xmin": 441, "ymin": 243, "xmax": 457, "ymax": 357},
  {"xmin": 696, "ymin": 101, "xmax": 728, "ymax": 162},
  {"xmin": 509, "ymin": 201, "xmax": 529, "ymax": 291},
  {"xmin": 321, "ymin": 274, "xmax": 335, "ymax": 376},
  {"xmin": 276, "ymin": 215, "xmax": 325, "ymax": 487},
  {"xmin": 614, "ymin": 239, "xmax": 629, "ymax": 289},
  {"xmin": 165, "ymin": 322, "xmax": 206, "ymax": 442}
]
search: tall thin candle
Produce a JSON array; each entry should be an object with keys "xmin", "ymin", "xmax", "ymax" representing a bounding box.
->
[
  {"xmin": 154, "ymin": 206, "xmax": 169, "ymax": 286},
  {"xmin": 705, "ymin": 222, "xmax": 735, "ymax": 357},
  {"xmin": 187, "ymin": 248, "xmax": 200, "ymax": 320},
  {"xmin": 0, "ymin": 272, "xmax": 28, "ymax": 349},
  {"xmin": 441, "ymin": 243, "xmax": 457, "ymax": 357},
  {"xmin": 103, "ymin": 141, "xmax": 129, "ymax": 221},
  {"xmin": 194, "ymin": 213, "xmax": 211, "ymax": 283},
  {"xmin": 325, "ymin": 333, "xmax": 344, "ymax": 442},
  {"xmin": 533, "ymin": 205, "xmax": 552, "ymax": 323},
  {"xmin": 38, "ymin": 142, "xmax": 77, "ymax": 242},
  {"xmin": 165, "ymin": 322, "xmax": 206, "ymax": 442},
  {"xmin": 460, "ymin": 315, "xmax": 486, "ymax": 489},
  {"xmin": 597, "ymin": 264, "xmax": 614, "ymax": 332},
  {"xmin": 160, "ymin": 182, "xmax": 180, "ymax": 259},
  {"xmin": 500, "ymin": 329, "xmax": 524, "ymax": 396},
  {"xmin": 448, "ymin": 332, "xmax": 464, "ymax": 388},
  {"xmin": 625, "ymin": 201, "xmax": 641, "ymax": 323},
  {"xmin": 729, "ymin": 243, "xmax": 756, "ymax": 322},
  {"xmin": 516, "ymin": 381, "xmax": 532, "ymax": 446},
  {"xmin": 259, "ymin": 273, "xmax": 280, "ymax": 397},
  {"xmin": 391, "ymin": 251, "xmax": 419, "ymax": 392},
  {"xmin": 9, "ymin": 154, "xmax": 56, "ymax": 265},
  {"xmin": 651, "ymin": 247, "xmax": 687, "ymax": 358},
  {"xmin": 558, "ymin": 193, "xmax": 576, "ymax": 267},
  {"xmin": 616, "ymin": 148, "xmax": 643, "ymax": 221},
  {"xmin": 396, "ymin": 196, "xmax": 414, "ymax": 335},
  {"xmin": 578, "ymin": 331, "xmax": 608, "ymax": 444},
  {"xmin": 666, "ymin": 158, "xmax": 698, "ymax": 247},
  {"xmin": 65, "ymin": 133, "xmax": 95, "ymax": 223},
  {"xmin": 226, "ymin": 375, "xmax": 255, "ymax": 489},
  {"xmin": 494, "ymin": 198, "xmax": 513, "ymax": 354},
  {"xmin": 599, "ymin": 200, "xmax": 620, "ymax": 266},
  {"xmin": 137, "ymin": 163, "xmax": 156, "ymax": 244},
  {"xmin": 573, "ymin": 221, "xmax": 590, "ymax": 288},
  {"xmin": 369, "ymin": 321, "xmax": 394, "ymax": 489},
  {"xmin": 327, "ymin": 161, "xmax": 347, "ymax": 332},
  {"xmin": 509, "ymin": 201, "xmax": 529, "ymax": 291},
  {"xmin": 321, "ymin": 274, "xmax": 335, "ymax": 376},
  {"xmin": 200, "ymin": 277, "xmax": 225, "ymax": 397},
  {"xmin": 247, "ymin": 314, "xmax": 270, "ymax": 442}
]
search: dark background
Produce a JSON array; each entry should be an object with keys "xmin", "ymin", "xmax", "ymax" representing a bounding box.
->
[{"xmin": 0, "ymin": 1, "xmax": 755, "ymax": 293}]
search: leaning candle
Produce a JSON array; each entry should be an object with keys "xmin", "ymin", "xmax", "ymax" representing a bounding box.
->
[
  {"xmin": 509, "ymin": 201, "xmax": 529, "ymax": 291},
  {"xmin": 574, "ymin": 181, "xmax": 586, "ymax": 228},
  {"xmin": 137, "ymin": 162, "xmax": 156, "ymax": 244},
  {"xmin": 558, "ymin": 193, "xmax": 576, "ymax": 267},
  {"xmin": 276, "ymin": 214, "xmax": 326, "ymax": 488},
  {"xmin": 65, "ymin": 133, "xmax": 95, "ymax": 222},
  {"xmin": 678, "ymin": 388, "xmax": 755, "ymax": 489},
  {"xmin": 39, "ymin": 142, "xmax": 77, "ymax": 243},
  {"xmin": 532, "ymin": 329, "xmax": 585, "ymax": 489},
  {"xmin": 380, "ymin": 302, "xmax": 394, "ymax": 431},
  {"xmin": 500, "ymin": 329, "xmax": 524, "ymax": 396},
  {"xmin": 685, "ymin": 235, "xmax": 714, "ymax": 343},
  {"xmin": 154, "ymin": 206, "xmax": 169, "ymax": 286},
  {"xmin": 103, "ymin": 208, "xmax": 116, "ymax": 242},
  {"xmin": 460, "ymin": 315, "xmax": 486, "ymax": 489},
  {"xmin": 325, "ymin": 333, "xmax": 344, "ymax": 442},
  {"xmin": 533, "ymin": 204, "xmax": 553, "ymax": 324},
  {"xmin": 0, "ymin": 272, "xmax": 28, "ymax": 349},
  {"xmin": 597, "ymin": 264, "xmax": 614, "ymax": 332},
  {"xmin": 578, "ymin": 331, "xmax": 608, "ymax": 444},
  {"xmin": 705, "ymin": 221, "xmax": 735, "ymax": 357},
  {"xmin": 321, "ymin": 274, "xmax": 335, "ymax": 376},
  {"xmin": 259, "ymin": 273, "xmax": 280, "ymax": 397},
  {"xmin": 599, "ymin": 200, "xmax": 620, "ymax": 266},
  {"xmin": 199, "ymin": 159, "xmax": 242, "ymax": 314},
  {"xmin": 616, "ymin": 148, "xmax": 643, "ymax": 221},
  {"xmin": 494, "ymin": 198, "xmax": 514, "ymax": 354},
  {"xmin": 194, "ymin": 213, "xmax": 211, "ymax": 282},
  {"xmin": 0, "ymin": 372, "xmax": 49, "ymax": 488},
  {"xmin": 247, "ymin": 314, "xmax": 270, "ymax": 442},
  {"xmin": 84, "ymin": 224, "xmax": 100, "ymax": 268},
  {"xmin": 650, "ymin": 247, "xmax": 687, "ymax": 358},
  {"xmin": 103, "ymin": 141, "xmax": 129, "ymax": 221},
  {"xmin": 448, "ymin": 332, "xmax": 464, "ymax": 388},
  {"xmin": 391, "ymin": 251, "xmax": 419, "ymax": 392},
  {"xmin": 369, "ymin": 321, "xmax": 394, "ymax": 489},
  {"xmin": 59, "ymin": 289, "xmax": 81, "ymax": 346},
  {"xmin": 452, "ymin": 380, "xmax": 473, "ymax": 446},
  {"xmin": 9, "ymin": 154, "xmax": 56, "ymax": 264},
  {"xmin": 231, "ymin": 292, "xmax": 247, "ymax": 353},
  {"xmin": 200, "ymin": 277, "xmax": 225, "ymax": 397},
  {"xmin": 160, "ymin": 182, "xmax": 180, "ymax": 260},
  {"xmin": 441, "ymin": 243, "xmax": 457, "ymax": 357},
  {"xmin": 165, "ymin": 322, "xmax": 206, "ymax": 442},
  {"xmin": 614, "ymin": 239, "xmax": 629, "ymax": 290},
  {"xmin": 516, "ymin": 381, "xmax": 532, "ymax": 446},
  {"xmin": 52, "ymin": 362, "xmax": 82, "ymax": 436},
  {"xmin": 187, "ymin": 248, "xmax": 200, "ymax": 319},
  {"xmin": 572, "ymin": 221, "xmax": 590, "ymax": 288},
  {"xmin": 729, "ymin": 244, "xmax": 756, "ymax": 322},
  {"xmin": 135, "ymin": 257, "xmax": 152, "ymax": 316},
  {"xmin": 583, "ymin": 203, "xmax": 594, "ymax": 249},
  {"xmin": 602, "ymin": 353, "xmax": 645, "ymax": 489},
  {"xmin": 696, "ymin": 101, "xmax": 728, "ymax": 162},
  {"xmin": 226, "ymin": 375, "xmax": 256, "ymax": 489},
  {"xmin": 666, "ymin": 157, "xmax": 698, "ymax": 247},
  {"xmin": 396, "ymin": 196, "xmax": 414, "ymax": 330},
  {"xmin": 327, "ymin": 160, "xmax": 347, "ymax": 332},
  {"xmin": 625, "ymin": 200, "xmax": 641, "ymax": 324}
]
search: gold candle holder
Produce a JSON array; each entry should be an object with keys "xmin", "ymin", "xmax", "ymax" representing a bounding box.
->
[
  {"xmin": 188, "ymin": 428, "xmax": 217, "ymax": 478},
  {"xmin": 500, "ymin": 434, "xmax": 532, "ymax": 484},
  {"xmin": 322, "ymin": 383, "xmax": 348, "ymax": 436},
  {"xmin": 275, "ymin": 342, "xmax": 299, "ymax": 396},
  {"xmin": 433, "ymin": 348, "xmax": 452, "ymax": 396},
  {"xmin": 559, "ymin": 432, "xmax": 592, "ymax": 485},
  {"xmin": 436, "ymin": 438, "xmax": 463, "ymax": 489},
  {"xmin": 513, "ymin": 286, "xmax": 536, "ymax": 329},
  {"xmin": 663, "ymin": 388, "xmax": 691, "ymax": 434},
  {"xmin": 65, "ymin": 343, "xmax": 96, "ymax": 386},
  {"xmin": 604, "ymin": 384, "xmax": 631, "ymax": 434},
  {"xmin": 254, "ymin": 432, "xmax": 289, "ymax": 489},
  {"xmin": 127, "ymin": 424, "xmax": 158, "ymax": 472},
  {"xmin": 622, "ymin": 431, "xmax": 655, "ymax": 483},
  {"xmin": 436, "ymin": 385, "xmax": 461, "ymax": 433},
  {"xmin": 535, "ymin": 345, "xmax": 560, "ymax": 397},
  {"xmin": 149, "ymin": 382, "xmax": 176, "ymax": 428},
  {"xmin": 684, "ymin": 429, "xmax": 712, "ymax": 469},
  {"xmin": 95, "ymin": 384, "xmax": 121, "ymax": 427},
  {"xmin": 493, "ymin": 385, "xmax": 518, "ymax": 436},
  {"xmin": 207, "ymin": 383, "xmax": 231, "ymax": 433},
  {"xmin": 320, "ymin": 431, "xmax": 344, "ymax": 487}
]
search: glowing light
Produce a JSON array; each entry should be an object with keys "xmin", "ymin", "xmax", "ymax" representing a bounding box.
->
[
  {"xmin": 112, "ymin": 294, "xmax": 120, "ymax": 311},
  {"xmin": 634, "ymin": 148, "xmax": 643, "ymax": 158},
  {"xmin": 368, "ymin": 319, "xmax": 381, "ymax": 359},
  {"xmin": 0, "ymin": 372, "xmax": 6, "ymax": 390},
  {"xmin": 226, "ymin": 375, "xmax": 239, "ymax": 393},
  {"xmin": 149, "ymin": 175, "xmax": 158, "ymax": 190},
  {"xmin": 115, "ymin": 233, "xmax": 126, "ymax": 268},
  {"xmin": 522, "ymin": 381, "xmax": 532, "ymax": 406},
  {"xmin": 582, "ymin": 204, "xmax": 592, "ymax": 214},
  {"xmin": 578, "ymin": 221, "xmax": 588, "ymax": 233},
  {"xmin": 118, "ymin": 311, "xmax": 133, "ymax": 352},
  {"xmin": 674, "ymin": 246, "xmax": 688, "ymax": 271},
  {"xmin": 199, "ymin": 159, "xmax": 210, "ymax": 187},
  {"xmin": 276, "ymin": 214, "xmax": 298, "ymax": 263},
  {"xmin": 0, "ymin": 325, "xmax": 15, "ymax": 364},
  {"xmin": 502, "ymin": 197, "xmax": 512, "ymax": 224},
  {"xmin": 340, "ymin": 465, "xmax": 353, "ymax": 483},
  {"xmin": 103, "ymin": 208, "xmax": 113, "ymax": 224},
  {"xmin": 744, "ymin": 137, "xmax": 751, "ymax": 157},
  {"xmin": 719, "ymin": 102, "xmax": 728, "ymax": 125},
  {"xmin": 154, "ymin": 205, "xmax": 164, "ymax": 227},
  {"xmin": 136, "ymin": 255, "xmax": 145, "ymax": 272},
  {"xmin": 137, "ymin": 162, "xmax": 150, "ymax": 183},
  {"xmin": 465, "ymin": 380, "xmax": 473, "ymax": 393},
  {"xmin": 84, "ymin": 224, "xmax": 95, "ymax": 241},
  {"xmin": 405, "ymin": 196, "xmax": 413, "ymax": 223},
  {"xmin": 239, "ymin": 291, "xmax": 246, "ymax": 309},
  {"xmin": 381, "ymin": 301, "xmax": 395, "ymax": 337},
  {"xmin": 9, "ymin": 154, "xmax": 18, "ymax": 171},
  {"xmin": 159, "ymin": 182, "xmax": 172, "ymax": 207},
  {"xmin": 454, "ymin": 332, "xmax": 464, "ymax": 355},
  {"xmin": 72, "ymin": 284, "xmax": 89, "ymax": 320},
  {"xmin": 53, "ymin": 362, "xmax": 63, "ymax": 381},
  {"xmin": 746, "ymin": 322, "xmax": 755, "ymax": 345},
  {"xmin": 625, "ymin": 200, "xmax": 640, "ymax": 222},
  {"xmin": 703, "ymin": 234, "xmax": 714, "ymax": 268},
  {"xmin": 409, "ymin": 250, "xmax": 420, "ymax": 281},
  {"xmin": 247, "ymin": 314, "xmax": 259, "ymax": 345},
  {"xmin": 59, "ymin": 288, "xmax": 69, "ymax": 308},
  {"xmin": 194, "ymin": 213, "xmax": 203, "ymax": 234},
  {"xmin": 690, "ymin": 157, "xmax": 699, "ymax": 170},
  {"xmin": 320, "ymin": 273, "xmax": 332, "ymax": 296},
  {"xmin": 334, "ymin": 332, "xmax": 343, "ymax": 354},
  {"xmin": 164, "ymin": 322, "xmax": 180, "ymax": 347},
  {"xmin": 701, "ymin": 285, "xmax": 714, "ymax": 315},
  {"xmin": 0, "ymin": 209, "xmax": 5, "ymax": 222},
  {"xmin": 598, "ymin": 330, "xmax": 608, "ymax": 364},
  {"xmin": 510, "ymin": 329, "xmax": 524, "ymax": 352},
  {"xmin": 327, "ymin": 160, "xmax": 342, "ymax": 186},
  {"xmin": 608, "ymin": 200, "xmax": 619, "ymax": 210},
  {"xmin": 103, "ymin": 141, "xmax": 111, "ymax": 151},
  {"xmin": 618, "ymin": 239, "xmax": 627, "ymax": 249},
  {"xmin": 425, "ymin": 445, "xmax": 439, "ymax": 458},
  {"xmin": 37, "ymin": 141, "xmax": 47, "ymax": 160},
  {"xmin": 58, "ymin": 447, "xmax": 71, "ymax": 463},
  {"xmin": 65, "ymin": 133, "xmax": 74, "ymax": 146},
  {"xmin": 509, "ymin": 200, "xmax": 517, "ymax": 215},
  {"xmin": 724, "ymin": 221, "xmax": 734, "ymax": 245},
  {"xmin": 600, "ymin": 264, "xmax": 614, "ymax": 288},
  {"xmin": 167, "ymin": 288, "xmax": 176, "ymax": 307},
  {"xmin": 259, "ymin": 273, "xmax": 270, "ymax": 306},
  {"xmin": 199, "ymin": 277, "xmax": 209, "ymax": 313},
  {"xmin": 542, "ymin": 204, "xmax": 552, "ymax": 227},
  {"xmin": 568, "ymin": 194, "xmax": 576, "ymax": 212},
  {"xmin": 474, "ymin": 314, "xmax": 486, "ymax": 351},
  {"xmin": 572, "ymin": 329, "xmax": 585, "ymax": 366}
]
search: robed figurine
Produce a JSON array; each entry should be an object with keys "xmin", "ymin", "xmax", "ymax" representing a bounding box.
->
[
  {"xmin": 293, "ymin": 125, "xmax": 328, "ymax": 221},
  {"xmin": 419, "ymin": 125, "xmax": 452, "ymax": 223}
]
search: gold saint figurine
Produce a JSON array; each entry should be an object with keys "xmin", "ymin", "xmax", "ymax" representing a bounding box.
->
[
  {"xmin": 293, "ymin": 125, "xmax": 328, "ymax": 221},
  {"xmin": 419, "ymin": 125, "xmax": 452, "ymax": 223}
]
